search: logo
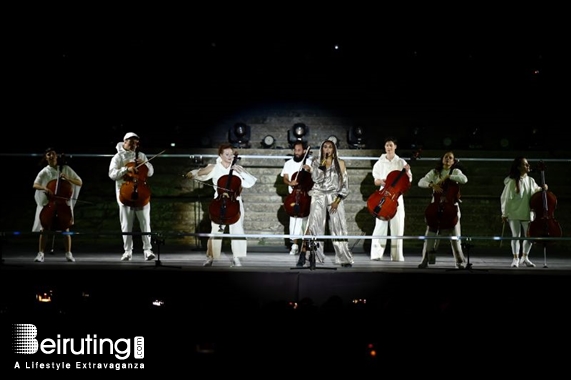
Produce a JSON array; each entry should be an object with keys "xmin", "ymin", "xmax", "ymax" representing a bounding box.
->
[
  {"xmin": 11, "ymin": 324, "xmax": 144, "ymax": 360},
  {"xmin": 12, "ymin": 324, "xmax": 38, "ymax": 354}
]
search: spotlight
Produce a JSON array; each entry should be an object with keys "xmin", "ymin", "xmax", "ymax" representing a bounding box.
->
[
  {"xmin": 261, "ymin": 135, "xmax": 276, "ymax": 149},
  {"xmin": 36, "ymin": 291, "xmax": 53, "ymax": 303},
  {"xmin": 228, "ymin": 123, "xmax": 251, "ymax": 148},
  {"xmin": 190, "ymin": 155, "xmax": 204, "ymax": 166},
  {"xmin": 288, "ymin": 123, "xmax": 309, "ymax": 147},
  {"xmin": 347, "ymin": 126, "xmax": 366, "ymax": 149}
]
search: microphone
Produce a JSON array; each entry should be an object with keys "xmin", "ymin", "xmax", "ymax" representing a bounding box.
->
[{"xmin": 319, "ymin": 153, "xmax": 328, "ymax": 171}]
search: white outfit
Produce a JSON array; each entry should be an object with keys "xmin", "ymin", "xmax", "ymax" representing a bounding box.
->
[
  {"xmin": 108, "ymin": 142, "xmax": 154, "ymax": 254},
  {"xmin": 418, "ymin": 167, "xmax": 467, "ymax": 266},
  {"xmin": 33, "ymin": 165, "xmax": 82, "ymax": 232},
  {"xmin": 190, "ymin": 157, "xmax": 257, "ymax": 260},
  {"xmin": 280, "ymin": 156, "xmax": 313, "ymax": 243},
  {"xmin": 370, "ymin": 154, "xmax": 412, "ymax": 261},
  {"xmin": 500, "ymin": 174, "xmax": 542, "ymax": 257}
]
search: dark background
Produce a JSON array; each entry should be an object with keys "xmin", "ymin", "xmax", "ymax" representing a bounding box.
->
[{"xmin": 7, "ymin": 6, "xmax": 568, "ymax": 152}]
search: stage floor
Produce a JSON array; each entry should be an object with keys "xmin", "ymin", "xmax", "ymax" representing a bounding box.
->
[{"xmin": 2, "ymin": 244, "xmax": 570, "ymax": 272}]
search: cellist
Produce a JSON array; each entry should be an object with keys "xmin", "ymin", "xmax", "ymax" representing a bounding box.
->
[
  {"xmin": 417, "ymin": 151, "xmax": 467, "ymax": 269},
  {"xmin": 280, "ymin": 140, "xmax": 312, "ymax": 256},
  {"xmin": 370, "ymin": 137, "xmax": 412, "ymax": 262},
  {"xmin": 500, "ymin": 157, "xmax": 546, "ymax": 268},
  {"xmin": 108, "ymin": 132, "xmax": 155, "ymax": 261},
  {"xmin": 185, "ymin": 143, "xmax": 257, "ymax": 267},
  {"xmin": 33, "ymin": 147, "xmax": 82, "ymax": 263}
]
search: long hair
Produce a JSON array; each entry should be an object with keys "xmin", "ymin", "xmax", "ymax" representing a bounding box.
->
[
  {"xmin": 318, "ymin": 139, "xmax": 344, "ymax": 189},
  {"xmin": 508, "ymin": 157, "xmax": 526, "ymax": 193}
]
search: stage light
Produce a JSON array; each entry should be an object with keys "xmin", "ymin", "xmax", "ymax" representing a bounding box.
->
[
  {"xmin": 228, "ymin": 123, "xmax": 251, "ymax": 148},
  {"xmin": 152, "ymin": 299, "xmax": 165, "ymax": 307},
  {"xmin": 347, "ymin": 126, "xmax": 366, "ymax": 149},
  {"xmin": 36, "ymin": 290, "xmax": 53, "ymax": 303},
  {"xmin": 288, "ymin": 123, "xmax": 309, "ymax": 147},
  {"xmin": 261, "ymin": 135, "xmax": 276, "ymax": 149},
  {"xmin": 189, "ymin": 155, "xmax": 204, "ymax": 166}
]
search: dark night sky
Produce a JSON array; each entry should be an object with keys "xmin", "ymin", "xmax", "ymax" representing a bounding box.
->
[{"xmin": 8, "ymin": 7, "xmax": 568, "ymax": 152}]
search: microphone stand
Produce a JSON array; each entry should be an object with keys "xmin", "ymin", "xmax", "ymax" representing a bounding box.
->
[
  {"xmin": 291, "ymin": 235, "xmax": 337, "ymax": 271},
  {"xmin": 141, "ymin": 232, "xmax": 181, "ymax": 269}
]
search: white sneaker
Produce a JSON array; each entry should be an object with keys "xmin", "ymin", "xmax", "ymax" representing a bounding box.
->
[
  {"xmin": 289, "ymin": 243, "xmax": 298, "ymax": 255},
  {"xmin": 203, "ymin": 258, "xmax": 213, "ymax": 267},
  {"xmin": 231, "ymin": 257, "xmax": 242, "ymax": 267},
  {"xmin": 144, "ymin": 250, "xmax": 155, "ymax": 261},
  {"xmin": 520, "ymin": 257, "xmax": 536, "ymax": 267},
  {"xmin": 511, "ymin": 258, "xmax": 519, "ymax": 268},
  {"xmin": 65, "ymin": 252, "xmax": 75, "ymax": 262},
  {"xmin": 34, "ymin": 252, "xmax": 44, "ymax": 262},
  {"xmin": 121, "ymin": 252, "xmax": 132, "ymax": 261},
  {"xmin": 455, "ymin": 261, "xmax": 465, "ymax": 269}
]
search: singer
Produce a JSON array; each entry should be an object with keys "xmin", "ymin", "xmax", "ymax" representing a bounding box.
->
[{"xmin": 297, "ymin": 139, "xmax": 354, "ymax": 268}]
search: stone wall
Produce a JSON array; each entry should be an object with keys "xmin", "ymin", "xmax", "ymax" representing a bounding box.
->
[{"xmin": 3, "ymin": 148, "xmax": 569, "ymax": 255}]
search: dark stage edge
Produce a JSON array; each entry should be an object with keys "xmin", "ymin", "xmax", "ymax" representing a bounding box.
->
[{"xmin": 2, "ymin": 246, "xmax": 571, "ymax": 371}]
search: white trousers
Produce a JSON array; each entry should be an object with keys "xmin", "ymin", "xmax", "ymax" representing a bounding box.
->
[
  {"xmin": 289, "ymin": 216, "xmax": 308, "ymax": 241},
  {"xmin": 508, "ymin": 219, "xmax": 532, "ymax": 256},
  {"xmin": 119, "ymin": 202, "xmax": 152, "ymax": 253},
  {"xmin": 207, "ymin": 199, "xmax": 247, "ymax": 260},
  {"xmin": 420, "ymin": 222, "xmax": 465, "ymax": 264},
  {"xmin": 370, "ymin": 204, "xmax": 405, "ymax": 261}
]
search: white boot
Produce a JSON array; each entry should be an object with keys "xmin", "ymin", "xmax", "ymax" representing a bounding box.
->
[
  {"xmin": 289, "ymin": 243, "xmax": 298, "ymax": 255},
  {"xmin": 520, "ymin": 254, "xmax": 536, "ymax": 267},
  {"xmin": 418, "ymin": 255, "xmax": 428, "ymax": 269}
]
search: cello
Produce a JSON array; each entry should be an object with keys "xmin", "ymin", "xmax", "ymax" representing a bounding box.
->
[
  {"xmin": 284, "ymin": 147, "xmax": 313, "ymax": 218},
  {"xmin": 209, "ymin": 153, "xmax": 242, "ymax": 228},
  {"xmin": 424, "ymin": 178, "xmax": 460, "ymax": 231},
  {"xmin": 119, "ymin": 149, "xmax": 165, "ymax": 208},
  {"xmin": 367, "ymin": 167, "xmax": 411, "ymax": 220},
  {"xmin": 39, "ymin": 154, "xmax": 73, "ymax": 231},
  {"xmin": 527, "ymin": 161, "xmax": 562, "ymax": 245}
]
